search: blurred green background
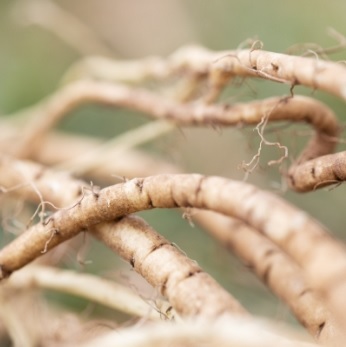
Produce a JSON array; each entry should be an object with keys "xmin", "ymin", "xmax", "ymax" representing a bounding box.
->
[{"xmin": 1, "ymin": 0, "xmax": 346, "ymax": 330}]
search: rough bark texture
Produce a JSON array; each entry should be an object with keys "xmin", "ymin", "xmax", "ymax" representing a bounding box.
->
[
  {"xmin": 1, "ymin": 156, "xmax": 341, "ymax": 340},
  {"xmin": 91, "ymin": 216, "xmax": 247, "ymax": 319},
  {"xmin": 0, "ymin": 156, "xmax": 247, "ymax": 320},
  {"xmin": 7, "ymin": 81, "xmax": 340, "ymax": 192},
  {"xmin": 2, "ymin": 166, "xmax": 346, "ymax": 339},
  {"xmin": 2, "ymin": 44, "xmax": 346, "ymax": 345}
]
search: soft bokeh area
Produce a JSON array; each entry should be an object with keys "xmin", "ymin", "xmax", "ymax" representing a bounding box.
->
[{"xmin": 1, "ymin": 0, "xmax": 346, "ymax": 329}]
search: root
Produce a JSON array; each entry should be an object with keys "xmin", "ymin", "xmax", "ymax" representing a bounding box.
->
[
  {"xmin": 0, "ymin": 158, "xmax": 338, "ymax": 339},
  {"xmin": 241, "ymin": 112, "xmax": 288, "ymax": 177},
  {"xmin": 2, "ymin": 43, "xmax": 346, "ymax": 346},
  {"xmin": 91, "ymin": 215, "xmax": 247, "ymax": 319},
  {"xmin": 2, "ymin": 79, "xmax": 340, "ymax": 191},
  {"xmin": 1, "ymin": 169, "xmax": 346, "ymax": 337}
]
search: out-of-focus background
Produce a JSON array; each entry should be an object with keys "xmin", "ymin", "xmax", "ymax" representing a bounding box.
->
[{"xmin": 1, "ymin": 0, "xmax": 346, "ymax": 328}]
